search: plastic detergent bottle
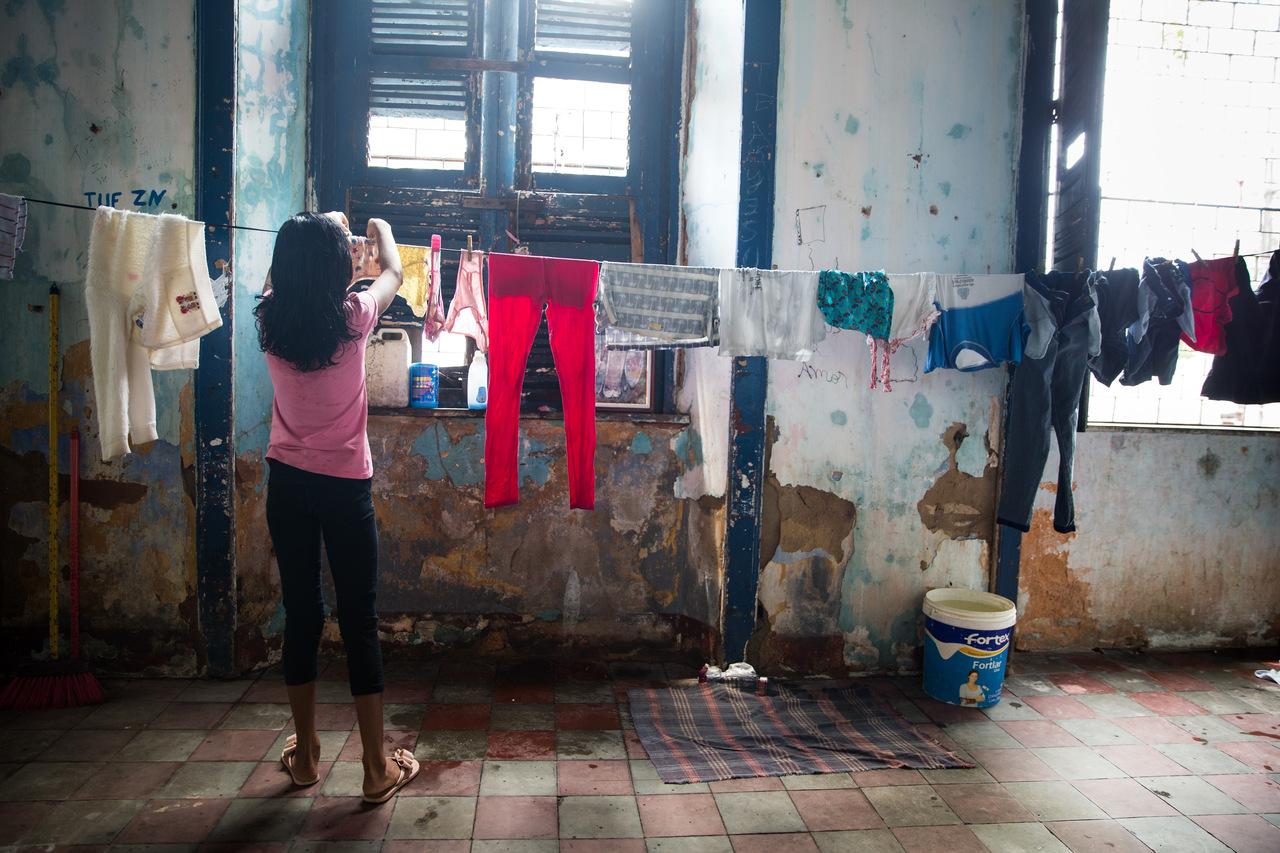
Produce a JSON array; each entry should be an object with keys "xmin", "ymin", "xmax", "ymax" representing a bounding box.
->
[{"xmin": 467, "ymin": 352, "xmax": 488, "ymax": 410}]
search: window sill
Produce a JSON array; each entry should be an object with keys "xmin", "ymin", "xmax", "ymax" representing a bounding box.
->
[
  {"xmin": 1085, "ymin": 421, "xmax": 1280, "ymax": 437},
  {"xmin": 368, "ymin": 406, "xmax": 690, "ymax": 426}
]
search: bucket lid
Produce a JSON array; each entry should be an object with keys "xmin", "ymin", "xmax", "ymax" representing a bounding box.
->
[{"xmin": 924, "ymin": 587, "xmax": 1016, "ymax": 624}]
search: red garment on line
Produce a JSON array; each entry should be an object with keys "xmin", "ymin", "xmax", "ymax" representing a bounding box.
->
[
  {"xmin": 1182, "ymin": 257, "xmax": 1240, "ymax": 356},
  {"xmin": 484, "ymin": 252, "xmax": 599, "ymax": 509}
]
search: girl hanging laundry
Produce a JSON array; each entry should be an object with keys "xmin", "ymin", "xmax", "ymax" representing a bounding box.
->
[{"xmin": 256, "ymin": 211, "xmax": 420, "ymax": 804}]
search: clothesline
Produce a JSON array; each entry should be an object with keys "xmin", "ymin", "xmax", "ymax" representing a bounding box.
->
[{"xmin": 23, "ymin": 195, "xmax": 1279, "ymax": 260}]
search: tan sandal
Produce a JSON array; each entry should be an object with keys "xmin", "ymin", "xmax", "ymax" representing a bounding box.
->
[
  {"xmin": 280, "ymin": 733, "xmax": 320, "ymax": 786},
  {"xmin": 362, "ymin": 748, "xmax": 420, "ymax": 804}
]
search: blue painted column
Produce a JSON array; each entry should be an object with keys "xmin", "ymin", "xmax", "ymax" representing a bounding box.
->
[
  {"xmin": 722, "ymin": 0, "xmax": 782, "ymax": 664},
  {"xmin": 194, "ymin": 0, "xmax": 237, "ymax": 677}
]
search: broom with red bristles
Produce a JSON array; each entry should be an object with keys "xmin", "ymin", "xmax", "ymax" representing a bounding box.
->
[{"xmin": 0, "ymin": 286, "xmax": 105, "ymax": 709}]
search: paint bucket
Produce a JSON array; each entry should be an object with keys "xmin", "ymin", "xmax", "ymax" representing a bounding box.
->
[
  {"xmin": 409, "ymin": 363, "xmax": 439, "ymax": 409},
  {"xmin": 922, "ymin": 588, "xmax": 1016, "ymax": 709}
]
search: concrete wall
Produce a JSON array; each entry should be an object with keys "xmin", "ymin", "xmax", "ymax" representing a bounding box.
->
[
  {"xmin": 1018, "ymin": 432, "xmax": 1280, "ymax": 651},
  {"xmin": 231, "ymin": 0, "xmax": 313, "ymax": 671},
  {"xmin": 0, "ymin": 0, "xmax": 201, "ymax": 675},
  {"xmin": 753, "ymin": 0, "xmax": 1026, "ymax": 674}
]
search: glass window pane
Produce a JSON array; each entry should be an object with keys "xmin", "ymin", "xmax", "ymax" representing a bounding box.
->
[
  {"xmin": 531, "ymin": 77, "xmax": 629, "ymax": 176},
  {"xmin": 367, "ymin": 114, "xmax": 467, "ymax": 170}
]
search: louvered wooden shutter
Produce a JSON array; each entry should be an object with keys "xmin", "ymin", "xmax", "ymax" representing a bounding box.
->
[{"xmin": 534, "ymin": 0, "xmax": 632, "ymax": 56}]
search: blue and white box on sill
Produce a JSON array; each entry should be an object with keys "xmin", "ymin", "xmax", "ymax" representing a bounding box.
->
[{"xmin": 921, "ymin": 588, "xmax": 1017, "ymax": 709}]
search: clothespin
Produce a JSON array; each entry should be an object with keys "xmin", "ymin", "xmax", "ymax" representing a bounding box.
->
[
  {"xmin": 1108, "ymin": 257, "xmax": 1115, "ymax": 271},
  {"xmin": 1191, "ymin": 249, "xmax": 1202, "ymax": 262},
  {"xmin": 467, "ymin": 233, "xmax": 473, "ymax": 253},
  {"xmin": 1233, "ymin": 239, "xmax": 1239, "ymax": 258}
]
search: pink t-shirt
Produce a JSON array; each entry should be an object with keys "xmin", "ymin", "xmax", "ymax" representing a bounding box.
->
[{"xmin": 265, "ymin": 291, "xmax": 379, "ymax": 479}]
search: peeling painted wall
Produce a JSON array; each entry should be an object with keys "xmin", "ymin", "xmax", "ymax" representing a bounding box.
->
[
  {"xmin": 759, "ymin": 0, "xmax": 1025, "ymax": 673},
  {"xmin": 231, "ymin": 0, "xmax": 310, "ymax": 672},
  {"xmin": 0, "ymin": 0, "xmax": 201, "ymax": 674},
  {"xmin": 1017, "ymin": 432, "xmax": 1280, "ymax": 652}
]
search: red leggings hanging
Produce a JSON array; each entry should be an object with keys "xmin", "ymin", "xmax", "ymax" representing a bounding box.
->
[{"xmin": 484, "ymin": 253, "xmax": 599, "ymax": 510}]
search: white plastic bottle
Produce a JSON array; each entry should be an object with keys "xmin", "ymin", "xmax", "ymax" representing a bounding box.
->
[{"xmin": 467, "ymin": 351, "xmax": 488, "ymax": 410}]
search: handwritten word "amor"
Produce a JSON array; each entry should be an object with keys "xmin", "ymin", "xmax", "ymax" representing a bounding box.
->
[{"xmin": 83, "ymin": 189, "xmax": 168, "ymax": 208}]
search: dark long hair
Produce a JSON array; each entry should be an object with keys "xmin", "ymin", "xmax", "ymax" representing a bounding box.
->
[{"xmin": 255, "ymin": 212, "xmax": 356, "ymax": 372}]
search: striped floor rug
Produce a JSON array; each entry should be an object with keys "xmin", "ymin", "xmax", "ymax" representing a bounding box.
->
[{"xmin": 628, "ymin": 681, "xmax": 972, "ymax": 784}]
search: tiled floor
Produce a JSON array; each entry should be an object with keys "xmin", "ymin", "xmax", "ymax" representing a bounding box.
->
[{"xmin": 1, "ymin": 652, "xmax": 1278, "ymax": 852}]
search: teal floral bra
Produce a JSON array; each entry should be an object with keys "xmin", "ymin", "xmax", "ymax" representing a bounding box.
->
[{"xmin": 818, "ymin": 270, "xmax": 894, "ymax": 340}]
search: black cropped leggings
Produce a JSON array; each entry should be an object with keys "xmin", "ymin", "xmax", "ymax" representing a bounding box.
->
[{"xmin": 266, "ymin": 459, "xmax": 384, "ymax": 695}]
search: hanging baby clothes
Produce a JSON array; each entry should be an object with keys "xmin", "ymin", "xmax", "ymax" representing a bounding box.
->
[
  {"xmin": 1088, "ymin": 268, "xmax": 1142, "ymax": 386},
  {"xmin": 132, "ymin": 212, "xmax": 220, "ymax": 371},
  {"xmin": 0, "ymin": 193, "xmax": 28, "ymax": 280},
  {"xmin": 1120, "ymin": 258, "xmax": 1191, "ymax": 386},
  {"xmin": 925, "ymin": 273, "xmax": 1027, "ymax": 373},
  {"xmin": 997, "ymin": 271, "xmax": 1100, "ymax": 534},
  {"xmin": 86, "ymin": 207, "xmax": 219, "ymax": 461},
  {"xmin": 348, "ymin": 237, "xmax": 441, "ymax": 330},
  {"xmin": 485, "ymin": 252, "xmax": 598, "ymax": 510},
  {"xmin": 598, "ymin": 262, "xmax": 720, "ymax": 350},
  {"xmin": 718, "ymin": 268, "xmax": 827, "ymax": 361},
  {"xmin": 1202, "ymin": 255, "xmax": 1279, "ymax": 404},
  {"xmin": 864, "ymin": 273, "xmax": 940, "ymax": 391},
  {"xmin": 442, "ymin": 249, "xmax": 489, "ymax": 352},
  {"xmin": 1181, "ymin": 256, "xmax": 1240, "ymax": 356}
]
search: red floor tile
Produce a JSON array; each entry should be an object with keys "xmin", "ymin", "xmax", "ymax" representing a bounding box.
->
[
  {"xmin": 0, "ymin": 802, "xmax": 54, "ymax": 843},
  {"xmin": 1073, "ymin": 778, "xmax": 1179, "ymax": 818},
  {"xmin": 1204, "ymin": 773, "xmax": 1280, "ymax": 812},
  {"xmin": 789, "ymin": 788, "xmax": 886, "ymax": 830},
  {"xmin": 1221, "ymin": 713, "xmax": 1280, "ymax": 737},
  {"xmin": 558, "ymin": 759, "xmax": 633, "ymax": 795},
  {"xmin": 493, "ymin": 683, "xmax": 555, "ymax": 704},
  {"xmin": 117, "ymin": 798, "xmax": 232, "ymax": 844},
  {"xmin": 624, "ymin": 730, "xmax": 648, "ymax": 759},
  {"xmin": 1050, "ymin": 673, "xmax": 1115, "ymax": 695},
  {"xmin": 728, "ymin": 833, "xmax": 820, "ymax": 853},
  {"xmin": 382, "ymin": 682, "xmax": 433, "ymax": 704},
  {"xmin": 1022, "ymin": 695, "xmax": 1097, "ymax": 720},
  {"xmin": 998, "ymin": 720, "xmax": 1083, "ymax": 748},
  {"xmin": 1094, "ymin": 744, "xmax": 1192, "ymax": 776},
  {"xmin": 1045, "ymin": 819, "xmax": 1151, "ymax": 852},
  {"xmin": 238, "ymin": 760, "xmax": 333, "ymax": 797},
  {"xmin": 311, "ymin": 704, "xmax": 358, "ymax": 730},
  {"xmin": 1216, "ymin": 740, "xmax": 1280, "ymax": 771},
  {"xmin": 556, "ymin": 703, "xmax": 621, "ymax": 730},
  {"xmin": 891, "ymin": 825, "xmax": 988, "ymax": 853},
  {"xmin": 422, "ymin": 703, "xmax": 491, "ymax": 731},
  {"xmin": 299, "ymin": 796, "xmax": 393, "ymax": 839},
  {"xmin": 1129, "ymin": 691, "xmax": 1208, "ymax": 716},
  {"xmin": 933, "ymin": 783, "xmax": 1036, "ymax": 824},
  {"xmin": 561, "ymin": 840, "xmax": 647, "ymax": 853},
  {"xmin": 338, "ymin": 730, "xmax": 417, "ymax": 762},
  {"xmin": 242, "ymin": 681, "xmax": 291, "ymax": 703},
  {"xmin": 486, "ymin": 730, "xmax": 557, "ymax": 760},
  {"xmin": 1147, "ymin": 671, "xmax": 1216, "ymax": 692},
  {"xmin": 637, "ymin": 792, "xmax": 726, "ymax": 836},
  {"xmin": 967, "ymin": 748, "xmax": 1059, "ymax": 782},
  {"xmin": 1111, "ymin": 715, "xmax": 1200, "ymax": 744},
  {"xmin": 149, "ymin": 702, "xmax": 233, "ymax": 729},
  {"xmin": 473, "ymin": 795, "xmax": 557, "ymax": 839},
  {"xmin": 1194, "ymin": 814, "xmax": 1280, "ymax": 853},
  {"xmin": 404, "ymin": 760, "xmax": 482, "ymax": 796},
  {"xmin": 189, "ymin": 729, "xmax": 278, "ymax": 761},
  {"xmin": 70, "ymin": 761, "xmax": 181, "ymax": 799}
]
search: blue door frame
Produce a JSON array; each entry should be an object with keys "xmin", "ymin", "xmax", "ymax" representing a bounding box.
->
[
  {"xmin": 721, "ymin": 0, "xmax": 782, "ymax": 663},
  {"xmin": 194, "ymin": 0, "xmax": 237, "ymax": 677}
]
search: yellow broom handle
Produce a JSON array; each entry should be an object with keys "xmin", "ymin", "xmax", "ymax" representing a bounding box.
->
[{"xmin": 48, "ymin": 285, "xmax": 59, "ymax": 660}]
